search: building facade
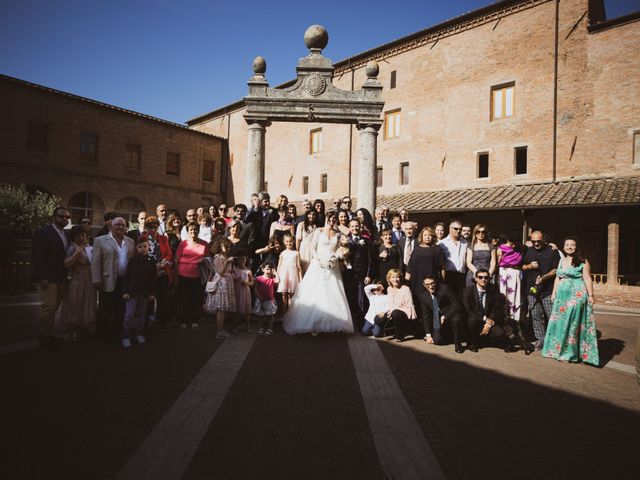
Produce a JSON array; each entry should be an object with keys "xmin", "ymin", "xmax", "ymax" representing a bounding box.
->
[
  {"xmin": 187, "ymin": 0, "xmax": 640, "ymax": 283},
  {"xmin": 0, "ymin": 74, "xmax": 227, "ymax": 228}
]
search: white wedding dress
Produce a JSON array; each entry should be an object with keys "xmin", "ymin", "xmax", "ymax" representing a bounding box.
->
[{"xmin": 283, "ymin": 229, "xmax": 354, "ymax": 335}]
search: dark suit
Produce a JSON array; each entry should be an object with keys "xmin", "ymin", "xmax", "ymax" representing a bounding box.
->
[
  {"xmin": 127, "ymin": 228, "xmax": 145, "ymax": 241},
  {"xmin": 416, "ymin": 284, "xmax": 464, "ymax": 345},
  {"xmin": 344, "ymin": 234, "xmax": 375, "ymax": 329},
  {"xmin": 32, "ymin": 224, "xmax": 68, "ymax": 340},
  {"xmin": 374, "ymin": 220, "xmax": 392, "ymax": 239},
  {"xmin": 247, "ymin": 207, "xmax": 278, "ymax": 248},
  {"xmin": 462, "ymin": 285, "xmax": 509, "ymax": 348}
]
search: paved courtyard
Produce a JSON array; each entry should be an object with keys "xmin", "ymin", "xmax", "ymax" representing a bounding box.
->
[{"xmin": 0, "ymin": 304, "xmax": 638, "ymax": 480}]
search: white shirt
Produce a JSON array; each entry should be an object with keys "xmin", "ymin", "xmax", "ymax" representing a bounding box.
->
[
  {"xmin": 109, "ymin": 233, "xmax": 129, "ymax": 277},
  {"xmin": 403, "ymin": 237, "xmax": 414, "ymax": 266},
  {"xmin": 364, "ymin": 285, "xmax": 389, "ymax": 323},
  {"xmin": 198, "ymin": 226, "xmax": 212, "ymax": 243},
  {"xmin": 439, "ymin": 236, "xmax": 468, "ymax": 273},
  {"xmin": 158, "ymin": 220, "xmax": 166, "ymax": 235}
]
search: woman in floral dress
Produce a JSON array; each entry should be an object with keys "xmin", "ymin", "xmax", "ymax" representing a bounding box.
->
[{"xmin": 542, "ymin": 237, "xmax": 599, "ymax": 366}]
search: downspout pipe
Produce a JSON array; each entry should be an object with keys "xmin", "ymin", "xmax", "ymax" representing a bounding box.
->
[{"xmin": 552, "ymin": 0, "xmax": 559, "ymax": 183}]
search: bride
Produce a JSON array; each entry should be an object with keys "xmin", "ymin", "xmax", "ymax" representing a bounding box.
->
[{"xmin": 283, "ymin": 211, "xmax": 354, "ymax": 335}]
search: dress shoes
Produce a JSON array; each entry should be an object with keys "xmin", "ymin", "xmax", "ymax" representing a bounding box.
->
[
  {"xmin": 523, "ymin": 343, "xmax": 534, "ymax": 355},
  {"xmin": 467, "ymin": 344, "xmax": 479, "ymax": 353},
  {"xmin": 454, "ymin": 344, "xmax": 464, "ymax": 354},
  {"xmin": 504, "ymin": 343, "xmax": 517, "ymax": 353}
]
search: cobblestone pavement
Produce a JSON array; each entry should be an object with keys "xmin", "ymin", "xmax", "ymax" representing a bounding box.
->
[{"xmin": 0, "ymin": 311, "xmax": 637, "ymax": 480}]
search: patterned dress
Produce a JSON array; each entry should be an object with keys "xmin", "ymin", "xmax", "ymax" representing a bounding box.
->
[
  {"xmin": 60, "ymin": 244, "xmax": 96, "ymax": 333},
  {"xmin": 542, "ymin": 262, "xmax": 599, "ymax": 366},
  {"xmin": 234, "ymin": 267, "xmax": 252, "ymax": 315},
  {"xmin": 204, "ymin": 254, "xmax": 236, "ymax": 313}
]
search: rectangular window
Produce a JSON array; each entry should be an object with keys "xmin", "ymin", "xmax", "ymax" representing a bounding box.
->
[
  {"xmin": 400, "ymin": 162, "xmax": 409, "ymax": 185},
  {"xmin": 515, "ymin": 146, "xmax": 527, "ymax": 175},
  {"xmin": 384, "ymin": 110, "xmax": 401, "ymax": 140},
  {"xmin": 166, "ymin": 152, "xmax": 180, "ymax": 176},
  {"xmin": 320, "ymin": 173, "xmax": 328, "ymax": 193},
  {"xmin": 27, "ymin": 122, "xmax": 48, "ymax": 153},
  {"xmin": 125, "ymin": 143, "xmax": 141, "ymax": 169},
  {"xmin": 309, "ymin": 128, "xmax": 322, "ymax": 154},
  {"xmin": 390, "ymin": 70, "xmax": 396, "ymax": 89},
  {"xmin": 302, "ymin": 176, "xmax": 309, "ymax": 194},
  {"xmin": 478, "ymin": 153, "xmax": 489, "ymax": 178},
  {"xmin": 202, "ymin": 159, "xmax": 214, "ymax": 182},
  {"xmin": 634, "ymin": 131, "xmax": 640, "ymax": 165},
  {"xmin": 376, "ymin": 167, "xmax": 383, "ymax": 188},
  {"xmin": 80, "ymin": 133, "xmax": 98, "ymax": 162},
  {"xmin": 491, "ymin": 83, "xmax": 515, "ymax": 120}
]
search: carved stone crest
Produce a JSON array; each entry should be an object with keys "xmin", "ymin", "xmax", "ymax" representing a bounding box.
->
[{"xmin": 302, "ymin": 73, "xmax": 326, "ymax": 96}]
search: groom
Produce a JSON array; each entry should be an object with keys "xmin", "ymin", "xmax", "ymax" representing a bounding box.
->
[{"xmin": 344, "ymin": 219, "xmax": 374, "ymax": 330}]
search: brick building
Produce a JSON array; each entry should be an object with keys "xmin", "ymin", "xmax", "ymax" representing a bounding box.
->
[
  {"xmin": 0, "ymin": 74, "xmax": 227, "ymax": 228},
  {"xmin": 187, "ymin": 0, "xmax": 640, "ymax": 282}
]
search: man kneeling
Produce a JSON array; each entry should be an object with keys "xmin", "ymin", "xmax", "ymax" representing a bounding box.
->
[
  {"xmin": 416, "ymin": 275, "xmax": 465, "ymax": 353},
  {"xmin": 462, "ymin": 268, "xmax": 515, "ymax": 353}
]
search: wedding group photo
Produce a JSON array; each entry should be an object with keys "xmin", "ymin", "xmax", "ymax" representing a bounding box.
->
[{"xmin": 1, "ymin": 0, "xmax": 639, "ymax": 479}]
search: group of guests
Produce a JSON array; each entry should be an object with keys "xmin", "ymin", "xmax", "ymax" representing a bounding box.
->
[{"xmin": 31, "ymin": 193, "xmax": 600, "ymax": 366}]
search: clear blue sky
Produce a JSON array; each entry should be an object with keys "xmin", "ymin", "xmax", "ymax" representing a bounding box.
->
[{"xmin": 1, "ymin": 0, "xmax": 638, "ymax": 124}]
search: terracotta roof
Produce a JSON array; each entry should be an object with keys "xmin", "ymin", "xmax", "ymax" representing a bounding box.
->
[
  {"xmin": 0, "ymin": 74, "xmax": 222, "ymax": 139},
  {"xmin": 378, "ymin": 176, "xmax": 640, "ymax": 212}
]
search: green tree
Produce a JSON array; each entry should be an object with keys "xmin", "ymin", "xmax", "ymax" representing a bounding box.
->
[{"xmin": 0, "ymin": 183, "xmax": 60, "ymax": 238}]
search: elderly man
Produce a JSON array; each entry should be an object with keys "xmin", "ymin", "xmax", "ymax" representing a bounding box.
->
[
  {"xmin": 32, "ymin": 206, "xmax": 70, "ymax": 350},
  {"xmin": 438, "ymin": 219, "xmax": 468, "ymax": 298},
  {"xmin": 522, "ymin": 230, "xmax": 560, "ymax": 351},
  {"xmin": 374, "ymin": 206, "xmax": 391, "ymax": 238},
  {"xmin": 397, "ymin": 221, "xmax": 417, "ymax": 277},
  {"xmin": 156, "ymin": 204, "xmax": 168, "ymax": 234},
  {"xmin": 294, "ymin": 199, "xmax": 313, "ymax": 226},
  {"xmin": 92, "ymin": 217, "xmax": 134, "ymax": 337}
]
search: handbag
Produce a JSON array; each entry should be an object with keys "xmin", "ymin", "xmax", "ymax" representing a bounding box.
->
[{"xmin": 205, "ymin": 270, "xmax": 221, "ymax": 294}]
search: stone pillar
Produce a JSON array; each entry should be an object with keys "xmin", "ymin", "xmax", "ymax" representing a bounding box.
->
[
  {"xmin": 245, "ymin": 120, "xmax": 267, "ymax": 200},
  {"xmin": 607, "ymin": 218, "xmax": 620, "ymax": 284},
  {"xmin": 357, "ymin": 124, "xmax": 380, "ymax": 214}
]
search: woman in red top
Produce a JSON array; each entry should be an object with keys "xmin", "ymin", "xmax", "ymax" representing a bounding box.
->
[{"xmin": 175, "ymin": 222, "xmax": 207, "ymax": 328}]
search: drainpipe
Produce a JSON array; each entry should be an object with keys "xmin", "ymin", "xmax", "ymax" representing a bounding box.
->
[
  {"xmin": 348, "ymin": 65, "xmax": 355, "ymax": 197},
  {"xmin": 552, "ymin": 0, "xmax": 559, "ymax": 183},
  {"xmin": 222, "ymin": 113, "xmax": 231, "ymax": 203}
]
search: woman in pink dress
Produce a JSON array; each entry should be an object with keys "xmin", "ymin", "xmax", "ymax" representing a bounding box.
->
[{"xmin": 232, "ymin": 252, "xmax": 254, "ymax": 332}]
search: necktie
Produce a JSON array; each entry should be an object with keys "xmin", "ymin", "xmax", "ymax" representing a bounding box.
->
[
  {"xmin": 432, "ymin": 294, "xmax": 441, "ymax": 330},
  {"xmin": 478, "ymin": 291, "xmax": 486, "ymax": 316},
  {"xmin": 404, "ymin": 238, "xmax": 413, "ymax": 265}
]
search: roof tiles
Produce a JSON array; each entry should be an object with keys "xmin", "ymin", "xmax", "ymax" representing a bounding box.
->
[{"xmin": 378, "ymin": 176, "xmax": 640, "ymax": 212}]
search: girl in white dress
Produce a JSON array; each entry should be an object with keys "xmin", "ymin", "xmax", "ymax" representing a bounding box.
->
[
  {"xmin": 283, "ymin": 212, "xmax": 354, "ymax": 335},
  {"xmin": 277, "ymin": 233, "xmax": 302, "ymax": 313}
]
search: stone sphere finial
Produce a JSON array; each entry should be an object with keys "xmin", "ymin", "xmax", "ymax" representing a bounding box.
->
[
  {"xmin": 304, "ymin": 25, "xmax": 329, "ymax": 51},
  {"xmin": 252, "ymin": 56, "xmax": 266, "ymax": 75},
  {"xmin": 365, "ymin": 60, "xmax": 379, "ymax": 79}
]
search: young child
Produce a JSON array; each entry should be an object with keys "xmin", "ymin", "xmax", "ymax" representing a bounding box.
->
[
  {"xmin": 254, "ymin": 262, "xmax": 279, "ymax": 336},
  {"xmin": 233, "ymin": 252, "xmax": 254, "ymax": 332},
  {"xmin": 203, "ymin": 237, "xmax": 236, "ymax": 340},
  {"xmin": 361, "ymin": 282, "xmax": 390, "ymax": 337},
  {"xmin": 276, "ymin": 233, "xmax": 302, "ymax": 313},
  {"xmin": 122, "ymin": 236, "xmax": 158, "ymax": 348}
]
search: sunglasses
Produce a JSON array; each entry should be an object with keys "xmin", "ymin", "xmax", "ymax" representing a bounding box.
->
[
  {"xmin": 531, "ymin": 240, "xmax": 542, "ymax": 244},
  {"xmin": 424, "ymin": 282, "xmax": 436, "ymax": 287},
  {"xmin": 477, "ymin": 230, "xmax": 486, "ymax": 234},
  {"xmin": 476, "ymin": 275, "xmax": 490, "ymax": 280},
  {"xmin": 451, "ymin": 227, "xmax": 461, "ymax": 230}
]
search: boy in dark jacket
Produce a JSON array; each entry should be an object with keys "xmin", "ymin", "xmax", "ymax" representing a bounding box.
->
[{"xmin": 122, "ymin": 236, "xmax": 157, "ymax": 348}]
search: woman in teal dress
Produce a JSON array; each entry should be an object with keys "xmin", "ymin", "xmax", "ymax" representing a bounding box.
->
[{"xmin": 542, "ymin": 237, "xmax": 599, "ymax": 366}]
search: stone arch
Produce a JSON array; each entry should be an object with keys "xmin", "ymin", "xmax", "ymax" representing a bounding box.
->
[
  {"xmin": 115, "ymin": 196, "xmax": 146, "ymax": 225},
  {"xmin": 243, "ymin": 25, "xmax": 384, "ymax": 214},
  {"xmin": 68, "ymin": 191, "xmax": 105, "ymax": 225}
]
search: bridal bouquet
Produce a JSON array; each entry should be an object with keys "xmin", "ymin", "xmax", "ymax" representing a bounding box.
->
[{"xmin": 318, "ymin": 255, "xmax": 338, "ymax": 270}]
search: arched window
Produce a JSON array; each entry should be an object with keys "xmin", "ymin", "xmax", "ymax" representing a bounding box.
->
[
  {"xmin": 115, "ymin": 197, "xmax": 146, "ymax": 225},
  {"xmin": 68, "ymin": 192, "xmax": 105, "ymax": 225}
]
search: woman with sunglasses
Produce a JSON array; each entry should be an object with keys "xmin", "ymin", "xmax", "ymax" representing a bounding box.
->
[{"xmin": 465, "ymin": 224, "xmax": 496, "ymax": 287}]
